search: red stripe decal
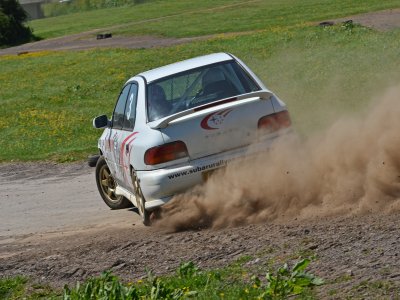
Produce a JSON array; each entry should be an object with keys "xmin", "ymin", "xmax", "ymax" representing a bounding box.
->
[{"xmin": 119, "ymin": 132, "xmax": 138, "ymax": 165}]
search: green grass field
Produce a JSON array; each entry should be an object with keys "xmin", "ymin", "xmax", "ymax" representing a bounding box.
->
[
  {"xmin": 1, "ymin": 0, "xmax": 400, "ymax": 162},
  {"xmin": 30, "ymin": 0, "xmax": 400, "ymax": 39},
  {"xmin": 1, "ymin": 259, "xmax": 322, "ymax": 299}
]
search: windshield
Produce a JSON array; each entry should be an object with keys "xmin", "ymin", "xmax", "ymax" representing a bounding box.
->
[{"xmin": 147, "ymin": 60, "xmax": 260, "ymax": 122}]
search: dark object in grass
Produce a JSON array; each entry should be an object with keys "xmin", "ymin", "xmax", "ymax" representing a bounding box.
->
[
  {"xmin": 88, "ymin": 154, "xmax": 100, "ymax": 167},
  {"xmin": 343, "ymin": 20, "xmax": 353, "ymax": 25},
  {"xmin": 319, "ymin": 21, "xmax": 334, "ymax": 27},
  {"xmin": 96, "ymin": 33, "xmax": 112, "ymax": 40},
  {"xmin": 342, "ymin": 20, "xmax": 354, "ymax": 30}
]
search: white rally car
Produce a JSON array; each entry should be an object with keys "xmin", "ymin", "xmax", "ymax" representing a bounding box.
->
[{"xmin": 93, "ymin": 52, "xmax": 291, "ymax": 225}]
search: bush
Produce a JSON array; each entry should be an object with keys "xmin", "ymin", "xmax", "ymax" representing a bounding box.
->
[{"xmin": 0, "ymin": 0, "xmax": 34, "ymax": 46}]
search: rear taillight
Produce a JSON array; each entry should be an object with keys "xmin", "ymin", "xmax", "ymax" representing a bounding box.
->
[
  {"xmin": 258, "ymin": 110, "xmax": 291, "ymax": 133},
  {"xmin": 144, "ymin": 141, "xmax": 189, "ymax": 165}
]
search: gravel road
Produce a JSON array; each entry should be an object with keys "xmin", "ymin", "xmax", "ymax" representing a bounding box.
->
[{"xmin": 0, "ymin": 162, "xmax": 143, "ymax": 240}]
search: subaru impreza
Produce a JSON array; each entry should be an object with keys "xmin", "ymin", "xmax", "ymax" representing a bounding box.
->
[{"xmin": 93, "ymin": 53, "xmax": 291, "ymax": 225}]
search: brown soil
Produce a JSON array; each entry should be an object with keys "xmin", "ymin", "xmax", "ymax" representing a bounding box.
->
[
  {"xmin": 0, "ymin": 34, "xmax": 204, "ymax": 56},
  {"xmin": 1, "ymin": 127, "xmax": 400, "ymax": 299},
  {"xmin": 328, "ymin": 8, "xmax": 400, "ymax": 31},
  {"xmin": 1, "ymin": 170, "xmax": 400, "ymax": 299}
]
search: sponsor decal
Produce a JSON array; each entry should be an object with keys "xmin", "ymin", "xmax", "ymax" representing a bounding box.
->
[
  {"xmin": 200, "ymin": 108, "xmax": 233, "ymax": 130},
  {"xmin": 168, "ymin": 159, "xmax": 233, "ymax": 180}
]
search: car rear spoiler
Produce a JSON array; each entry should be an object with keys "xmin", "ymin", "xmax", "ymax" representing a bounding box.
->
[{"xmin": 149, "ymin": 90, "xmax": 272, "ymax": 129}]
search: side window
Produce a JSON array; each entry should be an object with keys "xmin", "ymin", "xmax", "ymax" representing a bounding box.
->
[
  {"xmin": 123, "ymin": 83, "xmax": 138, "ymax": 131},
  {"xmin": 112, "ymin": 84, "xmax": 131, "ymax": 129}
]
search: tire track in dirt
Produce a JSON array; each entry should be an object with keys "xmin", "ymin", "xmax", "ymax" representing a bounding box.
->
[{"xmin": 1, "ymin": 211, "xmax": 399, "ymax": 299}]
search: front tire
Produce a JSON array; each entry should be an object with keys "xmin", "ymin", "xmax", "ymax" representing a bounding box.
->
[{"xmin": 95, "ymin": 156, "xmax": 132, "ymax": 209}]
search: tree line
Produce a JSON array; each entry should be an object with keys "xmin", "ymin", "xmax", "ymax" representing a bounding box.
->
[{"xmin": 0, "ymin": 0, "xmax": 35, "ymax": 47}]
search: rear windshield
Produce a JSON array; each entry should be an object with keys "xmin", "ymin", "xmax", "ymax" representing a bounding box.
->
[{"xmin": 147, "ymin": 60, "xmax": 260, "ymax": 122}]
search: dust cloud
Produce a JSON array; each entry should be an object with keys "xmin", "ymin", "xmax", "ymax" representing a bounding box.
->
[{"xmin": 156, "ymin": 86, "xmax": 400, "ymax": 231}]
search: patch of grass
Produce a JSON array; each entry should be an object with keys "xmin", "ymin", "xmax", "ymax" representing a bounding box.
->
[
  {"xmin": 114, "ymin": 0, "xmax": 400, "ymax": 38},
  {"xmin": 28, "ymin": 283, "xmax": 59, "ymax": 299},
  {"xmin": 328, "ymin": 289, "xmax": 337, "ymax": 296},
  {"xmin": 257, "ymin": 246, "xmax": 276, "ymax": 257},
  {"xmin": 30, "ymin": 0, "xmax": 240, "ymax": 39},
  {"xmin": 0, "ymin": 277, "xmax": 59, "ymax": 299},
  {"xmin": 332, "ymin": 274, "xmax": 353, "ymax": 284},
  {"xmin": 350, "ymin": 280, "xmax": 400, "ymax": 298},
  {"xmin": 2, "ymin": 260, "xmax": 322, "ymax": 299},
  {"xmin": 29, "ymin": 0, "xmax": 400, "ymax": 39},
  {"xmin": 42, "ymin": 0, "xmax": 151, "ymax": 18},
  {"xmin": 0, "ymin": 276, "xmax": 27, "ymax": 299},
  {"xmin": 62, "ymin": 259, "xmax": 322, "ymax": 299},
  {"xmin": 235, "ymin": 255, "xmax": 254, "ymax": 265}
]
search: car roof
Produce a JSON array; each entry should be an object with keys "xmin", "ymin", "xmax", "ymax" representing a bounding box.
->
[{"xmin": 136, "ymin": 52, "xmax": 234, "ymax": 83}]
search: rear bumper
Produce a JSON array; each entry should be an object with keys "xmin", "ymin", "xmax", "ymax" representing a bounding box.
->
[{"xmin": 139, "ymin": 129, "xmax": 291, "ymax": 210}]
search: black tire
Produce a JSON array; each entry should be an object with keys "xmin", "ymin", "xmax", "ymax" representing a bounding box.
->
[
  {"xmin": 95, "ymin": 156, "xmax": 132, "ymax": 209},
  {"xmin": 131, "ymin": 169, "xmax": 150, "ymax": 226},
  {"xmin": 88, "ymin": 154, "xmax": 100, "ymax": 167}
]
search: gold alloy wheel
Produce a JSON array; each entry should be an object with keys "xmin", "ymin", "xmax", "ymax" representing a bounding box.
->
[
  {"xmin": 95, "ymin": 156, "xmax": 132, "ymax": 209},
  {"xmin": 98, "ymin": 164, "xmax": 120, "ymax": 203}
]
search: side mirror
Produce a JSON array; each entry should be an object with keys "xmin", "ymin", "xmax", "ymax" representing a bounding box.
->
[{"xmin": 93, "ymin": 115, "xmax": 110, "ymax": 129}]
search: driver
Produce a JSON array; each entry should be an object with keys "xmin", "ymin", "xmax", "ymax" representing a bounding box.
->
[{"xmin": 148, "ymin": 84, "xmax": 172, "ymax": 121}]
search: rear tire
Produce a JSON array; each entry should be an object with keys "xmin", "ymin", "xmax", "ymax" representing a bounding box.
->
[
  {"xmin": 95, "ymin": 156, "xmax": 132, "ymax": 209},
  {"xmin": 131, "ymin": 169, "xmax": 150, "ymax": 226}
]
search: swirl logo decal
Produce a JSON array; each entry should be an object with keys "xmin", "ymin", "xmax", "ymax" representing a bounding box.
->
[{"xmin": 200, "ymin": 108, "xmax": 233, "ymax": 130}]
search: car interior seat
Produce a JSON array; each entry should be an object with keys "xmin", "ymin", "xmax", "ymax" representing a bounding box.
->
[{"xmin": 202, "ymin": 68, "xmax": 238, "ymax": 99}]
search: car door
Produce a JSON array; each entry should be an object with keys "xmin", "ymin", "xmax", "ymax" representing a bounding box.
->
[
  {"xmin": 104, "ymin": 84, "xmax": 132, "ymax": 180},
  {"xmin": 113, "ymin": 83, "xmax": 139, "ymax": 189}
]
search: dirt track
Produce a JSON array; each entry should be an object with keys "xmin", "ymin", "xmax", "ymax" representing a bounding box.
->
[
  {"xmin": 0, "ymin": 162, "xmax": 400, "ymax": 298},
  {"xmin": 0, "ymin": 162, "xmax": 141, "ymax": 239}
]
